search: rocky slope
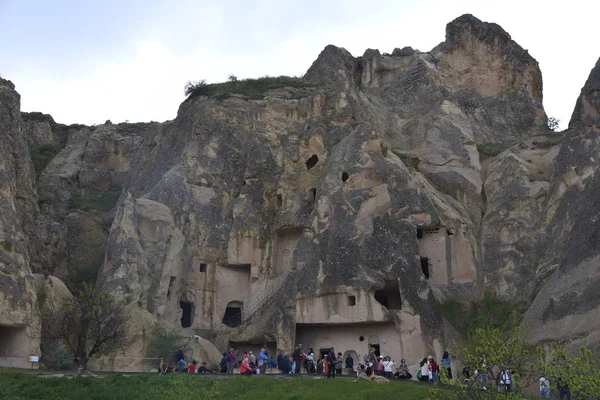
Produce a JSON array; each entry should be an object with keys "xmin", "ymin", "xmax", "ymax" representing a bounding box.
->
[{"xmin": 1, "ymin": 14, "xmax": 599, "ymax": 370}]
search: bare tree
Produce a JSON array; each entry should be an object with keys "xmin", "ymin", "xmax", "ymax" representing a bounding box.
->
[{"xmin": 42, "ymin": 283, "xmax": 130, "ymax": 371}]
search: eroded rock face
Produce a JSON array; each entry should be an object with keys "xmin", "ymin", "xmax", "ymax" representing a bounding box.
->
[
  {"xmin": 523, "ymin": 57, "xmax": 600, "ymax": 352},
  {"xmin": 0, "ymin": 78, "xmax": 41, "ymax": 368},
  {"xmin": 2, "ymin": 15, "xmax": 600, "ymax": 369}
]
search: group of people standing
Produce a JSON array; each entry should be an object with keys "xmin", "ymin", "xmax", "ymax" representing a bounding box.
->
[{"xmin": 416, "ymin": 352, "xmax": 453, "ymax": 383}]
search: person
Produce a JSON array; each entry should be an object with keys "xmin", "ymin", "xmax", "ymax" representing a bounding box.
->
[
  {"xmin": 480, "ymin": 355, "xmax": 488, "ymax": 390},
  {"xmin": 500, "ymin": 369, "xmax": 511, "ymax": 392},
  {"xmin": 557, "ymin": 377, "xmax": 571, "ymax": 400},
  {"xmin": 259, "ymin": 348, "xmax": 268, "ymax": 375},
  {"xmin": 277, "ymin": 350, "xmax": 285, "ymax": 372},
  {"xmin": 226, "ymin": 349, "xmax": 236, "ymax": 375},
  {"xmin": 376, "ymin": 356, "xmax": 385, "ymax": 376},
  {"xmin": 240, "ymin": 356, "xmax": 252, "ymax": 376},
  {"xmin": 382, "ymin": 356, "xmax": 394, "ymax": 379},
  {"xmin": 366, "ymin": 348, "xmax": 377, "ymax": 371},
  {"xmin": 219, "ymin": 352, "xmax": 227, "ymax": 373},
  {"xmin": 306, "ymin": 348, "xmax": 315, "ymax": 373},
  {"xmin": 418, "ymin": 358, "xmax": 429, "ymax": 382},
  {"xmin": 270, "ymin": 357, "xmax": 277, "ymax": 368},
  {"xmin": 322, "ymin": 355, "xmax": 329, "ymax": 376},
  {"xmin": 249, "ymin": 351, "xmax": 257, "ymax": 366},
  {"xmin": 292, "ymin": 344, "xmax": 303, "ymax": 373},
  {"xmin": 335, "ymin": 352, "xmax": 343, "ymax": 375},
  {"xmin": 281, "ymin": 351, "xmax": 291, "ymax": 374},
  {"xmin": 441, "ymin": 351, "xmax": 452, "ymax": 380},
  {"xmin": 198, "ymin": 362, "xmax": 210, "ymax": 374},
  {"xmin": 263, "ymin": 343, "xmax": 271, "ymax": 365},
  {"xmin": 345, "ymin": 353, "xmax": 354, "ymax": 372},
  {"xmin": 326, "ymin": 350, "xmax": 336, "ymax": 378},
  {"xmin": 463, "ymin": 366, "xmax": 471, "ymax": 386},
  {"xmin": 174, "ymin": 345, "xmax": 186, "ymax": 373},
  {"xmin": 539, "ymin": 376, "xmax": 550, "ymax": 398},
  {"xmin": 428, "ymin": 356, "xmax": 439, "ymax": 384},
  {"xmin": 187, "ymin": 360, "xmax": 197, "ymax": 374},
  {"xmin": 396, "ymin": 359, "xmax": 412, "ymax": 380}
]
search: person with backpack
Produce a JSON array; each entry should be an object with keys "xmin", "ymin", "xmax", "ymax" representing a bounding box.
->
[
  {"xmin": 219, "ymin": 352, "xmax": 227, "ymax": 373},
  {"xmin": 539, "ymin": 376, "xmax": 551, "ymax": 398},
  {"xmin": 174, "ymin": 345, "xmax": 186, "ymax": 373},
  {"xmin": 326, "ymin": 350, "xmax": 337, "ymax": 378},
  {"xmin": 381, "ymin": 356, "xmax": 394, "ymax": 379}
]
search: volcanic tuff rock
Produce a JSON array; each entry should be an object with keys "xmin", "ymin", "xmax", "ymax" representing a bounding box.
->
[{"xmin": 1, "ymin": 14, "xmax": 600, "ymax": 370}]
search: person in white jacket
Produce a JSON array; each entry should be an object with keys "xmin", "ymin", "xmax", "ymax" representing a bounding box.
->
[{"xmin": 381, "ymin": 356, "xmax": 394, "ymax": 379}]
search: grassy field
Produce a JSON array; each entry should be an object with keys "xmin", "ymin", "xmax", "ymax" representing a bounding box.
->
[{"xmin": 0, "ymin": 371, "xmax": 439, "ymax": 400}]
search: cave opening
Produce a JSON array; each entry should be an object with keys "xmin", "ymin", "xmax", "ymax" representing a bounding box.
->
[
  {"xmin": 223, "ymin": 301, "xmax": 243, "ymax": 328},
  {"xmin": 342, "ymin": 172, "xmax": 349, "ymax": 182},
  {"xmin": 179, "ymin": 300, "xmax": 194, "ymax": 328},
  {"xmin": 306, "ymin": 155, "xmax": 319, "ymax": 170},
  {"xmin": 420, "ymin": 257, "xmax": 430, "ymax": 279},
  {"xmin": 374, "ymin": 280, "xmax": 402, "ymax": 309}
]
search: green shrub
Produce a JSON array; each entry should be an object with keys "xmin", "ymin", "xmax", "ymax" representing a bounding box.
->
[
  {"xmin": 146, "ymin": 325, "xmax": 187, "ymax": 367},
  {"xmin": 184, "ymin": 76, "xmax": 311, "ymax": 101},
  {"xmin": 71, "ymin": 184, "xmax": 122, "ymax": 211},
  {"xmin": 477, "ymin": 142, "xmax": 509, "ymax": 158},
  {"xmin": 438, "ymin": 295, "xmax": 527, "ymax": 335},
  {"xmin": 29, "ymin": 143, "xmax": 63, "ymax": 178},
  {"xmin": 115, "ymin": 122, "xmax": 152, "ymax": 136},
  {"xmin": 41, "ymin": 347, "xmax": 76, "ymax": 370}
]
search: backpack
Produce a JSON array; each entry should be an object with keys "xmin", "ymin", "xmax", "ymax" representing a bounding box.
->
[{"xmin": 417, "ymin": 370, "xmax": 422, "ymax": 379}]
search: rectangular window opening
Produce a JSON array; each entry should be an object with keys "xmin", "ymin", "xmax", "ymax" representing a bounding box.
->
[
  {"xmin": 347, "ymin": 295, "xmax": 356, "ymax": 306},
  {"xmin": 199, "ymin": 263, "xmax": 207, "ymax": 273}
]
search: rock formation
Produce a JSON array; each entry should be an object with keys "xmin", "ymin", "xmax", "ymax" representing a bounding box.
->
[{"xmin": 1, "ymin": 14, "xmax": 599, "ymax": 371}]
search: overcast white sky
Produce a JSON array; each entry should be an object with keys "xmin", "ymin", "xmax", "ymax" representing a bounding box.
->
[{"xmin": 1, "ymin": 0, "xmax": 598, "ymax": 128}]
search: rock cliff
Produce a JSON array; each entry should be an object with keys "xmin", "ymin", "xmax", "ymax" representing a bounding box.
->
[{"xmin": 1, "ymin": 14, "xmax": 599, "ymax": 370}]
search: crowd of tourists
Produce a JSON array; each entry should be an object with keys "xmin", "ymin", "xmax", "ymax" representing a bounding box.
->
[{"xmin": 168, "ymin": 343, "xmax": 572, "ymax": 398}]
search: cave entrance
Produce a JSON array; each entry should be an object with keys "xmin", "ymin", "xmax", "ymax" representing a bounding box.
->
[
  {"xmin": 306, "ymin": 155, "xmax": 319, "ymax": 170},
  {"xmin": 421, "ymin": 257, "xmax": 430, "ymax": 279},
  {"xmin": 222, "ymin": 301, "xmax": 243, "ymax": 328},
  {"xmin": 179, "ymin": 301, "xmax": 194, "ymax": 328},
  {"xmin": 319, "ymin": 348, "xmax": 333, "ymax": 360},
  {"xmin": 0, "ymin": 326, "xmax": 25, "ymax": 359},
  {"xmin": 374, "ymin": 280, "xmax": 402, "ymax": 309}
]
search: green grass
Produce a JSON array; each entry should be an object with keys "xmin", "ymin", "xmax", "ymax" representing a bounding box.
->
[
  {"xmin": 29, "ymin": 143, "xmax": 64, "ymax": 178},
  {"xmin": 0, "ymin": 372, "xmax": 441, "ymax": 400},
  {"xmin": 71, "ymin": 184, "xmax": 122, "ymax": 211},
  {"xmin": 531, "ymin": 133, "xmax": 564, "ymax": 149},
  {"xmin": 476, "ymin": 143, "xmax": 510, "ymax": 158},
  {"xmin": 185, "ymin": 76, "xmax": 312, "ymax": 101}
]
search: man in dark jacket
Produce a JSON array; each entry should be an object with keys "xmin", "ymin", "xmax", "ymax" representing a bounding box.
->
[
  {"xmin": 326, "ymin": 349, "xmax": 337, "ymax": 379},
  {"xmin": 292, "ymin": 344, "xmax": 303, "ymax": 373},
  {"xmin": 174, "ymin": 345, "xmax": 186, "ymax": 373}
]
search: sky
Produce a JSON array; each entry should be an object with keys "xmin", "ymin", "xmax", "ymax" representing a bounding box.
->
[{"xmin": 0, "ymin": 0, "xmax": 598, "ymax": 128}]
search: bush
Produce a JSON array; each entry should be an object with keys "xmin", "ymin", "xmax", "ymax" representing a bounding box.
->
[
  {"xmin": 184, "ymin": 75, "xmax": 311, "ymax": 101},
  {"xmin": 29, "ymin": 143, "xmax": 63, "ymax": 178},
  {"xmin": 146, "ymin": 325, "xmax": 187, "ymax": 367},
  {"xmin": 477, "ymin": 142, "xmax": 509, "ymax": 158},
  {"xmin": 438, "ymin": 295, "xmax": 527, "ymax": 335},
  {"xmin": 532, "ymin": 133, "xmax": 563, "ymax": 149},
  {"xmin": 391, "ymin": 149, "xmax": 419, "ymax": 171},
  {"xmin": 71, "ymin": 184, "xmax": 122, "ymax": 211},
  {"xmin": 41, "ymin": 347, "xmax": 76, "ymax": 370}
]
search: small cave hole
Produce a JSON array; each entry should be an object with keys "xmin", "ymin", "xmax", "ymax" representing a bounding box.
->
[
  {"xmin": 277, "ymin": 194, "xmax": 283, "ymax": 207},
  {"xmin": 342, "ymin": 172, "xmax": 349, "ymax": 182},
  {"xmin": 310, "ymin": 188, "xmax": 317, "ymax": 202},
  {"xmin": 447, "ymin": 228, "xmax": 454, "ymax": 236},
  {"xmin": 222, "ymin": 304, "xmax": 242, "ymax": 328},
  {"xmin": 347, "ymin": 296, "xmax": 356, "ymax": 306},
  {"xmin": 179, "ymin": 300, "xmax": 194, "ymax": 328},
  {"xmin": 242, "ymin": 180, "xmax": 247, "ymax": 186},
  {"xmin": 199, "ymin": 263, "xmax": 207, "ymax": 273},
  {"xmin": 305, "ymin": 155, "xmax": 319, "ymax": 170},
  {"xmin": 417, "ymin": 228, "xmax": 424, "ymax": 239},
  {"xmin": 359, "ymin": 335, "xmax": 365, "ymax": 342},
  {"xmin": 374, "ymin": 291, "xmax": 389, "ymax": 308},
  {"xmin": 420, "ymin": 257, "xmax": 430, "ymax": 279}
]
